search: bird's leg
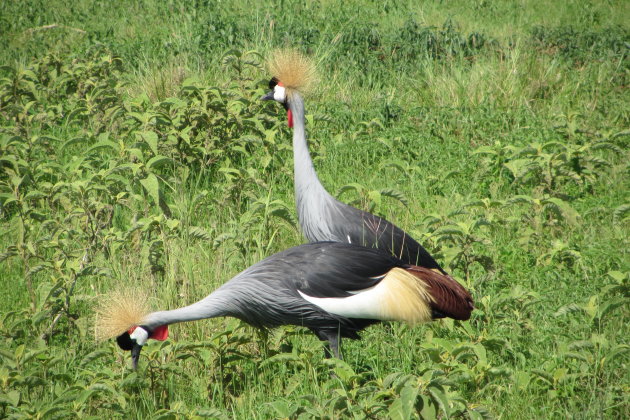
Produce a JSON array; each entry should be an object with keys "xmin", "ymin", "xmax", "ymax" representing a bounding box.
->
[
  {"xmin": 321, "ymin": 330, "xmax": 342, "ymax": 359},
  {"xmin": 327, "ymin": 335, "xmax": 341, "ymax": 359},
  {"xmin": 322, "ymin": 341, "xmax": 333, "ymax": 359},
  {"xmin": 310, "ymin": 328, "xmax": 343, "ymax": 359}
]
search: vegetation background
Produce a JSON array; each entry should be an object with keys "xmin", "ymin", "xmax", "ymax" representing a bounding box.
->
[{"xmin": 0, "ymin": 0, "xmax": 628, "ymax": 418}]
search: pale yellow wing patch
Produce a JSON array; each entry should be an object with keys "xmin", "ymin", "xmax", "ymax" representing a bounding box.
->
[{"xmin": 378, "ymin": 267, "xmax": 434, "ymax": 325}]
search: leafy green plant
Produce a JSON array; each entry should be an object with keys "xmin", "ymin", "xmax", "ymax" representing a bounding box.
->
[
  {"xmin": 473, "ymin": 133, "xmax": 624, "ymax": 194},
  {"xmin": 555, "ymin": 271, "xmax": 629, "ymax": 328},
  {"xmin": 336, "ymin": 182, "xmax": 408, "ymax": 215},
  {"xmin": 421, "ymin": 212, "xmax": 494, "ymax": 281},
  {"xmin": 0, "ymin": 2, "xmax": 628, "ymax": 418}
]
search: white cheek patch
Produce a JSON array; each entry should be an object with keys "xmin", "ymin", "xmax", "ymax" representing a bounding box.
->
[
  {"xmin": 130, "ymin": 327, "xmax": 149, "ymax": 346},
  {"xmin": 274, "ymin": 86, "xmax": 286, "ymax": 102}
]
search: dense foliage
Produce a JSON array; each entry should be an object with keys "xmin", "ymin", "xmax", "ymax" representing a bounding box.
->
[{"xmin": 1, "ymin": 0, "xmax": 628, "ymax": 418}]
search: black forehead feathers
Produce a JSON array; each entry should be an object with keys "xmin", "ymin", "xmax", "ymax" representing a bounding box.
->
[
  {"xmin": 268, "ymin": 77, "xmax": 279, "ymax": 89},
  {"xmin": 116, "ymin": 331, "xmax": 133, "ymax": 351}
]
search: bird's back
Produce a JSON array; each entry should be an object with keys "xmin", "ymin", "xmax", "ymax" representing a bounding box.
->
[{"xmin": 303, "ymin": 198, "xmax": 445, "ymax": 272}]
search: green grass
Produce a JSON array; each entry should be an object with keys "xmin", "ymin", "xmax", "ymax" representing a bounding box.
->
[{"xmin": 1, "ymin": 0, "xmax": 629, "ymax": 418}]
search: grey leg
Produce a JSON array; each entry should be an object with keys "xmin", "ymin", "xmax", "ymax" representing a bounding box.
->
[{"xmin": 311, "ymin": 328, "xmax": 342, "ymax": 359}]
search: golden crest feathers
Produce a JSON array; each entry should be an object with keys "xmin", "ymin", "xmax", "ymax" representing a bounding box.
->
[
  {"xmin": 267, "ymin": 49, "xmax": 317, "ymax": 94},
  {"xmin": 94, "ymin": 288, "xmax": 150, "ymax": 341}
]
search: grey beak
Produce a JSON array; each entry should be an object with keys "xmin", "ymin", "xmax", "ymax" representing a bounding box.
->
[
  {"xmin": 261, "ymin": 91, "xmax": 274, "ymax": 101},
  {"xmin": 131, "ymin": 343, "xmax": 142, "ymax": 370}
]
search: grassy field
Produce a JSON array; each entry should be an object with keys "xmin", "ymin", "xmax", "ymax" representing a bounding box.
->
[{"xmin": 1, "ymin": 0, "xmax": 628, "ymax": 418}]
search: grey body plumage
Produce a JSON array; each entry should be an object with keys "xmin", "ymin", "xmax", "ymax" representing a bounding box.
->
[
  {"xmin": 142, "ymin": 242, "xmax": 395, "ymax": 340},
  {"xmin": 115, "ymin": 242, "xmax": 473, "ymax": 365}
]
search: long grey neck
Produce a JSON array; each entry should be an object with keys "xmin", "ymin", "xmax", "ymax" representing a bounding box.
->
[
  {"xmin": 141, "ymin": 290, "xmax": 232, "ymax": 329},
  {"xmin": 287, "ymin": 93, "xmax": 335, "ymax": 219}
]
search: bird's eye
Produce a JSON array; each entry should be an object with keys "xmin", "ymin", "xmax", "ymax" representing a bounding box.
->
[{"xmin": 269, "ymin": 77, "xmax": 279, "ymax": 90}]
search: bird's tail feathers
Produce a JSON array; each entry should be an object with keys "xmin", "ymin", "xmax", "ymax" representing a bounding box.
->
[{"xmin": 405, "ymin": 266, "xmax": 474, "ymax": 321}]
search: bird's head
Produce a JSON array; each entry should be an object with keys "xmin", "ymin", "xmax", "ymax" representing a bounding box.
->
[
  {"xmin": 261, "ymin": 49, "xmax": 316, "ymax": 128},
  {"xmin": 261, "ymin": 77, "xmax": 293, "ymax": 126},
  {"xmin": 261, "ymin": 76, "xmax": 287, "ymax": 104},
  {"xmin": 95, "ymin": 288, "xmax": 168, "ymax": 370},
  {"xmin": 115, "ymin": 324, "xmax": 169, "ymax": 369}
]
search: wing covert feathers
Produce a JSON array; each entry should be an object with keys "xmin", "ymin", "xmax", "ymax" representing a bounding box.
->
[
  {"xmin": 298, "ymin": 267, "xmax": 433, "ymax": 324},
  {"xmin": 267, "ymin": 49, "xmax": 317, "ymax": 95},
  {"xmin": 298, "ymin": 266, "xmax": 473, "ymax": 324},
  {"xmin": 94, "ymin": 289, "xmax": 150, "ymax": 341}
]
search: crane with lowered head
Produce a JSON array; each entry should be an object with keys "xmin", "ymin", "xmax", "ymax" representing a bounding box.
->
[
  {"xmin": 261, "ymin": 50, "xmax": 446, "ymax": 272},
  {"xmin": 97, "ymin": 242, "xmax": 473, "ymax": 368}
]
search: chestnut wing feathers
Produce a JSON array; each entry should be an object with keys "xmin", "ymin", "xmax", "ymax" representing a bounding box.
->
[{"xmin": 406, "ymin": 265, "xmax": 474, "ymax": 320}]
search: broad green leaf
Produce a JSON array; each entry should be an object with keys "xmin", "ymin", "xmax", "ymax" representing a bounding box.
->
[
  {"xmin": 513, "ymin": 370, "xmax": 531, "ymax": 390},
  {"xmin": 195, "ymin": 408, "xmax": 229, "ymax": 419},
  {"xmin": 544, "ymin": 197, "xmax": 580, "ymax": 225},
  {"xmin": 471, "ymin": 146, "xmax": 499, "ymax": 155},
  {"xmin": 392, "ymin": 385, "xmax": 419, "ymax": 420},
  {"xmin": 147, "ymin": 155, "xmax": 173, "ymax": 171},
  {"xmin": 607, "ymin": 270, "xmax": 628, "ymax": 283},
  {"xmin": 87, "ymin": 139, "xmax": 118, "ymax": 154},
  {"xmin": 61, "ymin": 136, "xmax": 89, "ymax": 151},
  {"xmin": 189, "ymin": 226, "xmax": 212, "ymax": 241},
  {"xmin": 427, "ymin": 386, "xmax": 450, "ymax": 419},
  {"xmin": 151, "ymin": 412, "xmax": 177, "ymax": 420},
  {"xmin": 322, "ymin": 358, "xmax": 357, "ymax": 383},
  {"xmin": 419, "ymin": 395, "xmax": 437, "ymax": 419},
  {"xmin": 368, "ymin": 190, "xmax": 382, "ymax": 207},
  {"xmin": 267, "ymin": 400, "xmax": 295, "ymax": 418},
  {"xmin": 80, "ymin": 350, "xmax": 110, "ymax": 367},
  {"xmin": 140, "ymin": 173, "xmax": 161, "ymax": 207},
  {"xmin": 140, "ymin": 131, "xmax": 159, "ymax": 156},
  {"xmin": 503, "ymin": 158, "xmax": 535, "ymax": 179},
  {"xmin": 531, "ymin": 369, "xmax": 553, "ymax": 384},
  {"xmin": 0, "ymin": 390, "xmax": 20, "ymax": 406},
  {"xmin": 384, "ymin": 372, "xmax": 405, "ymax": 388}
]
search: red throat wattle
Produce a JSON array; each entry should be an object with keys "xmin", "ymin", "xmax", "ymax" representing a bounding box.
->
[
  {"xmin": 151, "ymin": 325, "xmax": 169, "ymax": 341},
  {"xmin": 287, "ymin": 109, "xmax": 293, "ymax": 128}
]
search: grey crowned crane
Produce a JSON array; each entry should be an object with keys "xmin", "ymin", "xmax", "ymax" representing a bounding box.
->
[
  {"xmin": 97, "ymin": 242, "xmax": 473, "ymax": 368},
  {"xmin": 261, "ymin": 50, "xmax": 445, "ymax": 272}
]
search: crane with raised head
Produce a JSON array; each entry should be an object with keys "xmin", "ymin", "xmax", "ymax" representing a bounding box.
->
[
  {"xmin": 98, "ymin": 242, "xmax": 473, "ymax": 368},
  {"xmin": 261, "ymin": 50, "xmax": 445, "ymax": 272}
]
